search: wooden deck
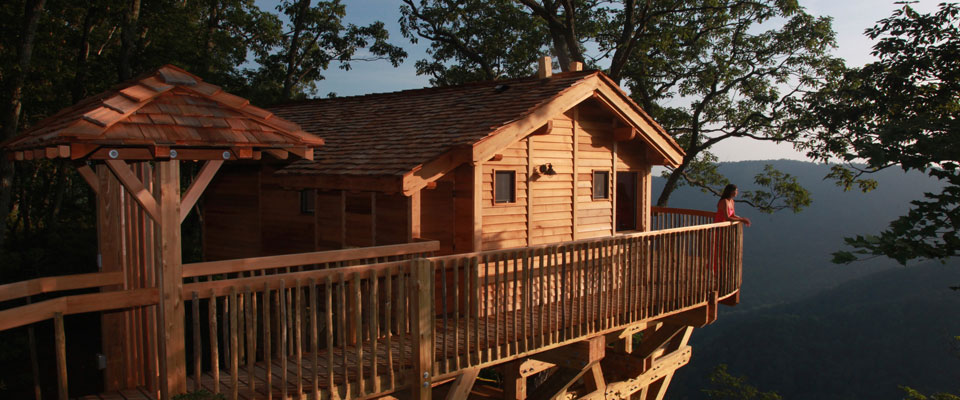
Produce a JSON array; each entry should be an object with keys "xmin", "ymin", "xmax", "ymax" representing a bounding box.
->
[
  {"xmin": 84, "ymin": 285, "xmax": 716, "ymax": 400},
  {"xmin": 19, "ymin": 214, "xmax": 740, "ymax": 400}
]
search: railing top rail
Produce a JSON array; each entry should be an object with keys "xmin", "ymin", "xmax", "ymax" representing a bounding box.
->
[
  {"xmin": 182, "ymin": 260, "xmax": 409, "ymax": 300},
  {"xmin": 429, "ymin": 219, "xmax": 739, "ymax": 262},
  {"xmin": 652, "ymin": 206, "xmax": 716, "ymax": 218},
  {"xmin": 0, "ymin": 288, "xmax": 158, "ymax": 332},
  {"xmin": 182, "ymin": 240, "xmax": 439, "ymax": 278},
  {"xmin": 0, "ymin": 271, "xmax": 123, "ymax": 304}
]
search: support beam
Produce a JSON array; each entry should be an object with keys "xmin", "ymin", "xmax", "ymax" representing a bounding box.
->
[
  {"xmin": 528, "ymin": 361, "xmax": 598, "ymax": 400},
  {"xmin": 634, "ymin": 324, "xmax": 685, "ymax": 360},
  {"xmin": 532, "ymin": 336, "xmax": 605, "ymax": 369},
  {"xmin": 409, "ymin": 190, "xmax": 421, "ymax": 241},
  {"xmin": 583, "ymin": 363, "xmax": 606, "ymax": 393},
  {"xmin": 155, "ymin": 160, "xmax": 186, "ymax": 396},
  {"xmin": 179, "ymin": 159, "xmax": 223, "ymax": 223},
  {"xmin": 75, "ymin": 163, "xmax": 99, "ymax": 194},
  {"xmin": 445, "ymin": 367, "xmax": 480, "ymax": 400},
  {"xmin": 410, "ymin": 259, "xmax": 434, "ymax": 400},
  {"xmin": 105, "ymin": 160, "xmax": 160, "ymax": 222}
]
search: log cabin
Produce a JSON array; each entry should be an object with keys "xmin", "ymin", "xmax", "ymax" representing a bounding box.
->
[
  {"xmin": 0, "ymin": 62, "xmax": 742, "ymax": 400},
  {"xmin": 203, "ymin": 59, "xmax": 684, "ymax": 260}
]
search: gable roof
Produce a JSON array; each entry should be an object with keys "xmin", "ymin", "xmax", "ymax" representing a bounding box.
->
[
  {"xmin": 270, "ymin": 70, "xmax": 682, "ymax": 194},
  {"xmin": 4, "ymin": 65, "xmax": 323, "ymax": 161},
  {"xmin": 269, "ymin": 71, "xmax": 683, "ymax": 193}
]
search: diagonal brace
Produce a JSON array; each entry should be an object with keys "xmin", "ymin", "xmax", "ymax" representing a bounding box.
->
[
  {"xmin": 179, "ymin": 159, "xmax": 223, "ymax": 223},
  {"xmin": 105, "ymin": 159, "xmax": 160, "ymax": 222}
]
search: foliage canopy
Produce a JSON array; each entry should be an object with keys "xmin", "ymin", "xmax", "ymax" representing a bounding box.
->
[{"xmin": 799, "ymin": 2, "xmax": 960, "ymax": 264}]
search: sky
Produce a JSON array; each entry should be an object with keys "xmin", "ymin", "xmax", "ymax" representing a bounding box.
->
[{"xmin": 260, "ymin": 0, "xmax": 943, "ymax": 162}]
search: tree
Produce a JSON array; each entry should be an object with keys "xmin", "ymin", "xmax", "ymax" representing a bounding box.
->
[
  {"xmin": 399, "ymin": 0, "xmax": 550, "ymax": 86},
  {"xmin": 246, "ymin": 0, "xmax": 406, "ymax": 103},
  {"xmin": 398, "ymin": 0, "xmax": 841, "ymax": 213},
  {"xmin": 799, "ymin": 2, "xmax": 960, "ymax": 264},
  {"xmin": 702, "ymin": 364, "xmax": 782, "ymax": 400}
]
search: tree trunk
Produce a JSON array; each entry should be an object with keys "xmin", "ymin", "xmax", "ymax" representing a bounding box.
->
[
  {"xmin": 73, "ymin": 5, "xmax": 97, "ymax": 103},
  {"xmin": 118, "ymin": 0, "xmax": 141, "ymax": 81},
  {"xmin": 655, "ymin": 163, "xmax": 687, "ymax": 207},
  {"xmin": 281, "ymin": 0, "xmax": 310, "ymax": 100},
  {"xmin": 0, "ymin": 0, "xmax": 47, "ymax": 250},
  {"xmin": 202, "ymin": 0, "xmax": 221, "ymax": 75}
]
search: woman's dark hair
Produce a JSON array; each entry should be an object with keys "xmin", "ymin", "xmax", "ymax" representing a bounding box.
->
[{"xmin": 720, "ymin": 184, "xmax": 738, "ymax": 200}]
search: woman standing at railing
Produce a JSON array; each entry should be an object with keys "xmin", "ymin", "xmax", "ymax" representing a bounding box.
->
[
  {"xmin": 713, "ymin": 184, "xmax": 749, "ymax": 284},
  {"xmin": 715, "ymin": 184, "xmax": 751, "ymax": 226}
]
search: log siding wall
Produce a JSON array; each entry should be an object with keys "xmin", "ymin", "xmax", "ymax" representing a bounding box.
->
[{"xmin": 479, "ymin": 102, "xmax": 654, "ymax": 251}]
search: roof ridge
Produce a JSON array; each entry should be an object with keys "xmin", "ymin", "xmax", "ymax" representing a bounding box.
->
[{"xmin": 268, "ymin": 70, "xmax": 599, "ymax": 109}]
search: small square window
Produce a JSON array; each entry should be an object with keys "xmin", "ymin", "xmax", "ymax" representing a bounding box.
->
[
  {"xmin": 593, "ymin": 171, "xmax": 609, "ymax": 200},
  {"xmin": 494, "ymin": 170, "xmax": 516, "ymax": 203},
  {"xmin": 300, "ymin": 189, "xmax": 315, "ymax": 214}
]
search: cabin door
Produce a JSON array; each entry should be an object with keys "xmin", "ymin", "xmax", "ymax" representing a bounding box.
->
[{"xmin": 616, "ymin": 172, "xmax": 638, "ymax": 231}]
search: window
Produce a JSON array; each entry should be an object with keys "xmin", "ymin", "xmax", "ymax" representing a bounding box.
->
[
  {"xmin": 494, "ymin": 170, "xmax": 516, "ymax": 203},
  {"xmin": 593, "ymin": 170, "xmax": 610, "ymax": 200},
  {"xmin": 300, "ymin": 189, "xmax": 315, "ymax": 214}
]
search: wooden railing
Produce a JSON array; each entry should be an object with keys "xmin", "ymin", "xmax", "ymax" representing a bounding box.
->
[
  {"xmin": 176, "ymin": 220, "xmax": 743, "ymax": 400},
  {"xmin": 0, "ymin": 217, "xmax": 742, "ymax": 400},
  {"xmin": 651, "ymin": 206, "xmax": 716, "ymax": 230},
  {"xmin": 0, "ymin": 240, "xmax": 440, "ymax": 400},
  {"xmin": 183, "ymin": 240, "xmax": 439, "ymax": 281}
]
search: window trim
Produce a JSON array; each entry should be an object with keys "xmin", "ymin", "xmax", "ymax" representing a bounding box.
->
[
  {"xmin": 592, "ymin": 170, "xmax": 610, "ymax": 200},
  {"xmin": 493, "ymin": 170, "xmax": 517, "ymax": 204},
  {"xmin": 300, "ymin": 189, "xmax": 315, "ymax": 214}
]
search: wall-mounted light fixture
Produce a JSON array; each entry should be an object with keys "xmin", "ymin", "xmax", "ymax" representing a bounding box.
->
[{"xmin": 538, "ymin": 163, "xmax": 557, "ymax": 176}]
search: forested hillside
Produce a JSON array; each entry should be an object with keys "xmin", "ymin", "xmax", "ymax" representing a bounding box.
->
[{"xmin": 657, "ymin": 160, "xmax": 959, "ymax": 398}]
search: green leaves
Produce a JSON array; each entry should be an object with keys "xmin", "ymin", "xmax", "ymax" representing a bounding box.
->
[
  {"xmin": 702, "ymin": 364, "xmax": 783, "ymax": 400},
  {"xmin": 801, "ymin": 3, "xmax": 960, "ymax": 264}
]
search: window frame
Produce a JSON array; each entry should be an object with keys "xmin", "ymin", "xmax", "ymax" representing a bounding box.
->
[
  {"xmin": 299, "ymin": 189, "xmax": 315, "ymax": 214},
  {"xmin": 592, "ymin": 170, "xmax": 610, "ymax": 200},
  {"xmin": 493, "ymin": 170, "xmax": 517, "ymax": 204}
]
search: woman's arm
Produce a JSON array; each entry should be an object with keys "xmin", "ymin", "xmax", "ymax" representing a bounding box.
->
[{"xmin": 724, "ymin": 200, "xmax": 752, "ymax": 226}]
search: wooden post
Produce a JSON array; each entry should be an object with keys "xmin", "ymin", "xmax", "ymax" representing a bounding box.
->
[
  {"xmin": 472, "ymin": 163, "xmax": 483, "ymax": 252},
  {"xmin": 410, "ymin": 190, "xmax": 421, "ymax": 241},
  {"xmin": 97, "ymin": 165, "xmax": 129, "ymax": 391},
  {"xmin": 410, "ymin": 258, "xmax": 434, "ymax": 400},
  {"xmin": 156, "ymin": 160, "xmax": 187, "ymax": 396}
]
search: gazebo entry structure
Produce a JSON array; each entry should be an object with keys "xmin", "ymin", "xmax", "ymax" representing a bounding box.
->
[{"xmin": 1, "ymin": 65, "xmax": 324, "ymax": 398}]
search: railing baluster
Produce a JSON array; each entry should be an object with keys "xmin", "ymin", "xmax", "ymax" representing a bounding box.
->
[
  {"xmin": 324, "ymin": 276, "xmax": 336, "ymax": 397},
  {"xmin": 339, "ymin": 273, "xmax": 349, "ymax": 399},
  {"xmin": 494, "ymin": 252, "xmax": 502, "ymax": 359},
  {"xmin": 229, "ymin": 286, "xmax": 239, "ymax": 400},
  {"xmin": 441, "ymin": 259, "xmax": 449, "ymax": 373},
  {"xmin": 354, "ymin": 272, "xmax": 364, "ymax": 396},
  {"xmin": 370, "ymin": 268, "xmax": 380, "ymax": 393},
  {"xmin": 295, "ymin": 279, "xmax": 303, "ymax": 397},
  {"xmin": 192, "ymin": 292, "xmax": 202, "ymax": 393},
  {"xmin": 453, "ymin": 258, "xmax": 460, "ymax": 370},
  {"xmin": 263, "ymin": 284, "xmax": 272, "ymax": 400},
  {"xmin": 384, "ymin": 269, "xmax": 394, "ymax": 390},
  {"xmin": 279, "ymin": 279, "xmax": 288, "ymax": 400},
  {"xmin": 244, "ymin": 286, "xmax": 255, "ymax": 399},
  {"xmin": 472, "ymin": 256, "xmax": 480, "ymax": 365},
  {"xmin": 54, "ymin": 312, "xmax": 67, "ymax": 400},
  {"xmin": 208, "ymin": 290, "xmax": 220, "ymax": 395},
  {"xmin": 310, "ymin": 278, "xmax": 319, "ymax": 400}
]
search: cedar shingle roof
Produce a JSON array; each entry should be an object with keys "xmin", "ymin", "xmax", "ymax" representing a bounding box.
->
[
  {"xmin": 269, "ymin": 71, "xmax": 598, "ymax": 176},
  {"xmin": 4, "ymin": 65, "xmax": 323, "ymax": 160}
]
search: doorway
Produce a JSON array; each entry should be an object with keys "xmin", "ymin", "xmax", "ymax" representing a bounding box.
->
[{"xmin": 616, "ymin": 172, "xmax": 638, "ymax": 231}]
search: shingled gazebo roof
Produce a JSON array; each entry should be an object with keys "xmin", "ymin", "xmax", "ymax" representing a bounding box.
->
[{"xmin": 4, "ymin": 65, "xmax": 323, "ymax": 161}]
